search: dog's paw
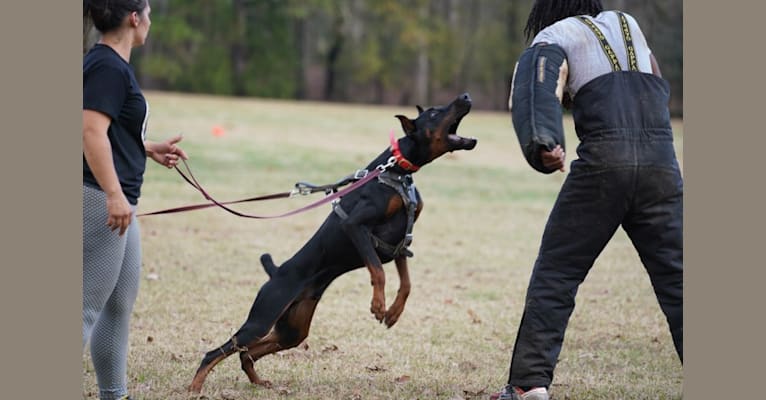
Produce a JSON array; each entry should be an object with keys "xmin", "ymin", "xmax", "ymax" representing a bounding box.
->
[
  {"xmin": 384, "ymin": 304, "xmax": 404, "ymax": 328},
  {"xmin": 384, "ymin": 312, "xmax": 399, "ymax": 328},
  {"xmin": 370, "ymin": 301, "xmax": 387, "ymax": 323},
  {"xmin": 188, "ymin": 381, "xmax": 203, "ymax": 394},
  {"xmin": 259, "ymin": 380, "xmax": 273, "ymax": 389}
]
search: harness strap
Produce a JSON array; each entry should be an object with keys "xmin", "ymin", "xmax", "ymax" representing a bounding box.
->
[
  {"xmin": 377, "ymin": 172, "xmax": 418, "ymax": 257},
  {"xmin": 333, "ymin": 171, "xmax": 418, "ymax": 258},
  {"xmin": 333, "ymin": 203, "xmax": 349, "ymax": 220},
  {"xmin": 577, "ymin": 12, "xmax": 638, "ymax": 72},
  {"xmin": 371, "ymin": 234, "xmax": 414, "ymax": 258}
]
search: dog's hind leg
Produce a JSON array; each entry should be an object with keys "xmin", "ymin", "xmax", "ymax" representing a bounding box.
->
[
  {"xmin": 384, "ymin": 255, "xmax": 411, "ymax": 328},
  {"xmin": 233, "ymin": 275, "xmax": 309, "ymax": 345},
  {"xmin": 237, "ymin": 330, "xmax": 281, "ymax": 388},
  {"xmin": 238, "ymin": 294, "xmax": 321, "ymax": 388},
  {"xmin": 273, "ymin": 295, "xmax": 320, "ymax": 349},
  {"xmin": 189, "ymin": 339, "xmax": 239, "ymax": 393},
  {"xmin": 191, "ymin": 275, "xmax": 311, "ymax": 393}
]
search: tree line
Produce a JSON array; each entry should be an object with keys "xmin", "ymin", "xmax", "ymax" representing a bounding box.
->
[{"xmin": 84, "ymin": 0, "xmax": 682, "ymax": 115}]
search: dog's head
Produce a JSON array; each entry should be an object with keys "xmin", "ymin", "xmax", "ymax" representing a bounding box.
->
[{"xmin": 394, "ymin": 92, "xmax": 477, "ymax": 169}]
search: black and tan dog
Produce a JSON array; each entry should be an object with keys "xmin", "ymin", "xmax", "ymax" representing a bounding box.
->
[{"xmin": 189, "ymin": 93, "xmax": 476, "ymax": 393}]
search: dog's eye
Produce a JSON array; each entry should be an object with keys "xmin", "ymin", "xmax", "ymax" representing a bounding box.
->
[{"xmin": 430, "ymin": 111, "xmax": 438, "ymax": 118}]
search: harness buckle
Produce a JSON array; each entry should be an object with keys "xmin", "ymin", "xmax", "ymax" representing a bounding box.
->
[
  {"xmin": 403, "ymin": 233, "xmax": 413, "ymax": 247},
  {"xmin": 354, "ymin": 169, "xmax": 369, "ymax": 180}
]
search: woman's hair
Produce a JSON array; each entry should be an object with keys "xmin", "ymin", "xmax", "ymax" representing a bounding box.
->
[
  {"xmin": 83, "ymin": 0, "xmax": 148, "ymax": 33},
  {"xmin": 523, "ymin": 0, "xmax": 604, "ymax": 41}
]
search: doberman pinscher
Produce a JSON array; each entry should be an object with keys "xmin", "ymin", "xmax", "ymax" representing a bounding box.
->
[{"xmin": 189, "ymin": 93, "xmax": 476, "ymax": 393}]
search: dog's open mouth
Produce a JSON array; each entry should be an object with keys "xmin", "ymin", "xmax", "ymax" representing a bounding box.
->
[{"xmin": 447, "ymin": 100, "xmax": 477, "ymax": 151}]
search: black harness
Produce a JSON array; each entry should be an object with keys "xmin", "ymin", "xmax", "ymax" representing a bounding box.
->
[{"xmin": 333, "ymin": 170, "xmax": 418, "ymax": 258}]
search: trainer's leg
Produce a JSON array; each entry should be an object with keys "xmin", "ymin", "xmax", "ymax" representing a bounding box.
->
[
  {"xmin": 508, "ymin": 169, "xmax": 626, "ymax": 389},
  {"xmin": 623, "ymin": 167, "xmax": 683, "ymax": 362}
]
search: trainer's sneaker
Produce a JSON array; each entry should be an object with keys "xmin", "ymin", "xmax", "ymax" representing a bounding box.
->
[{"xmin": 489, "ymin": 385, "xmax": 549, "ymax": 400}]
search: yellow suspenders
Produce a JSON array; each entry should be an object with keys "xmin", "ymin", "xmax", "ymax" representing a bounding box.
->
[{"xmin": 577, "ymin": 11, "xmax": 638, "ymax": 71}]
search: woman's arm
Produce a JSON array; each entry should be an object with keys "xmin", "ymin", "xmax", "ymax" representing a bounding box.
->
[{"xmin": 83, "ymin": 109, "xmax": 133, "ymax": 235}]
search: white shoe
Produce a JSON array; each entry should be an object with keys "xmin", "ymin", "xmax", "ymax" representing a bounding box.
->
[{"xmin": 491, "ymin": 385, "xmax": 549, "ymax": 400}]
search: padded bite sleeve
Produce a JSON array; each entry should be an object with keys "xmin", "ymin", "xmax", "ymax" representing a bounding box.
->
[{"xmin": 509, "ymin": 43, "xmax": 568, "ymax": 174}]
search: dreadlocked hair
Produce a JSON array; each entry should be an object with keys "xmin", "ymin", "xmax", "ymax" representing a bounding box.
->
[{"xmin": 524, "ymin": 0, "xmax": 604, "ymax": 41}]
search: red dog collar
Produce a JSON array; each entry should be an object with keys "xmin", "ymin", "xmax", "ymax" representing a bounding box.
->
[{"xmin": 389, "ymin": 130, "xmax": 420, "ymax": 172}]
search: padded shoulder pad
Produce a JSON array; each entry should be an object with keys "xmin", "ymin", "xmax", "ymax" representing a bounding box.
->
[{"xmin": 510, "ymin": 43, "xmax": 567, "ymax": 174}]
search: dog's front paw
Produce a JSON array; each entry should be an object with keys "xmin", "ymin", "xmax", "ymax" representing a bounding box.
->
[
  {"xmin": 384, "ymin": 303, "xmax": 405, "ymax": 328},
  {"xmin": 370, "ymin": 299, "xmax": 387, "ymax": 323},
  {"xmin": 384, "ymin": 310, "xmax": 400, "ymax": 328}
]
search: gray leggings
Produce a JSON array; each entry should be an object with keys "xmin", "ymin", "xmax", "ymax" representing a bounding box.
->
[{"xmin": 83, "ymin": 184, "xmax": 141, "ymax": 400}]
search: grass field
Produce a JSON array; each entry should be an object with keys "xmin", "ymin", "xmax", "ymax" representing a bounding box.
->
[{"xmin": 83, "ymin": 91, "xmax": 683, "ymax": 399}]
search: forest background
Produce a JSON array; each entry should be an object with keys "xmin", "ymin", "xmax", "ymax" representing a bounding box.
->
[{"xmin": 83, "ymin": 0, "xmax": 682, "ymax": 116}]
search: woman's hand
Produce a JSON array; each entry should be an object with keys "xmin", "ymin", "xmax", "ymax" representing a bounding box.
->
[
  {"xmin": 146, "ymin": 134, "xmax": 189, "ymax": 168},
  {"xmin": 106, "ymin": 191, "xmax": 133, "ymax": 236}
]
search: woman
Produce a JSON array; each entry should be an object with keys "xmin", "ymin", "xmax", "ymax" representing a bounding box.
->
[
  {"xmin": 82, "ymin": 1, "xmax": 187, "ymax": 399},
  {"xmin": 493, "ymin": 1, "xmax": 683, "ymax": 399}
]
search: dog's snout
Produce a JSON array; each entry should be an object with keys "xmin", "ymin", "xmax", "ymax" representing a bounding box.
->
[{"xmin": 460, "ymin": 92, "xmax": 472, "ymax": 102}]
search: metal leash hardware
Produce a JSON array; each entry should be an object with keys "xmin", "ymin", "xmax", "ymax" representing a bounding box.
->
[
  {"xmin": 290, "ymin": 168, "xmax": 372, "ymax": 198},
  {"xmin": 290, "ymin": 182, "xmax": 321, "ymax": 197},
  {"xmin": 379, "ymin": 156, "xmax": 397, "ymax": 172},
  {"xmin": 331, "ymin": 158, "xmax": 395, "ymax": 210}
]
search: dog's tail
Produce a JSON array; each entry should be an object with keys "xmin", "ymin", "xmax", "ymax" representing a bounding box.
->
[{"xmin": 260, "ymin": 253, "xmax": 278, "ymax": 278}]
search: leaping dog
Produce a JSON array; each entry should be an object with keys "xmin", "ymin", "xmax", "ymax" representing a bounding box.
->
[{"xmin": 189, "ymin": 92, "xmax": 477, "ymax": 393}]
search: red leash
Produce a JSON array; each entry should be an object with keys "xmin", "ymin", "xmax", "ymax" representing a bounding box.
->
[
  {"xmin": 137, "ymin": 157, "xmax": 392, "ymax": 219},
  {"xmin": 138, "ymin": 130, "xmax": 417, "ymax": 219}
]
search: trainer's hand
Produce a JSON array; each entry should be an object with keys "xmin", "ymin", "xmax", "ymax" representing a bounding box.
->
[
  {"xmin": 541, "ymin": 145, "xmax": 566, "ymax": 172},
  {"xmin": 106, "ymin": 191, "xmax": 133, "ymax": 236},
  {"xmin": 147, "ymin": 134, "xmax": 189, "ymax": 169}
]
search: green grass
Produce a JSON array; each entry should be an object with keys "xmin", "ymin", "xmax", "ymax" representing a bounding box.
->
[{"xmin": 83, "ymin": 91, "xmax": 683, "ymax": 399}]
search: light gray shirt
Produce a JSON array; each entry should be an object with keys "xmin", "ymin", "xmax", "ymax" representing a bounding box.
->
[{"xmin": 531, "ymin": 10, "xmax": 653, "ymax": 98}]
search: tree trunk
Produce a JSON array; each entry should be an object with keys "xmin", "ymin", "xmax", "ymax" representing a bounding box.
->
[
  {"xmin": 413, "ymin": 3, "xmax": 429, "ymax": 104},
  {"xmin": 231, "ymin": 0, "xmax": 248, "ymax": 96},
  {"xmin": 323, "ymin": 15, "xmax": 344, "ymax": 101},
  {"xmin": 295, "ymin": 15, "xmax": 309, "ymax": 99}
]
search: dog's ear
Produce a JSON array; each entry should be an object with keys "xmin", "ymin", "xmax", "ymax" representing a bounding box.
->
[
  {"xmin": 395, "ymin": 115, "xmax": 417, "ymax": 135},
  {"xmin": 416, "ymin": 105, "xmax": 424, "ymax": 114}
]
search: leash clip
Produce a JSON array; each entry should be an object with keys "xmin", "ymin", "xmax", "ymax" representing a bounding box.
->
[
  {"xmin": 378, "ymin": 156, "xmax": 397, "ymax": 172},
  {"xmin": 291, "ymin": 182, "xmax": 316, "ymax": 197}
]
